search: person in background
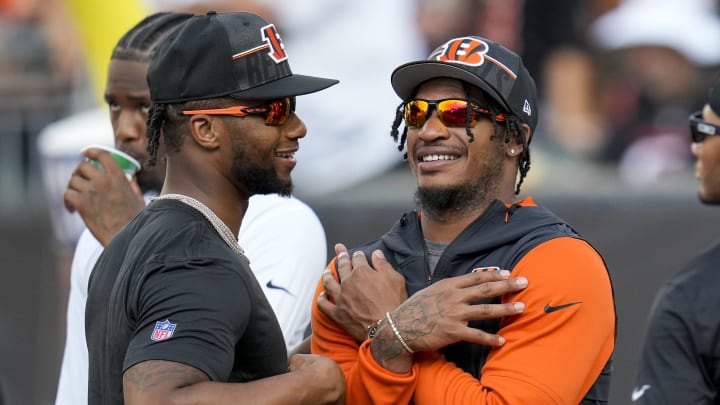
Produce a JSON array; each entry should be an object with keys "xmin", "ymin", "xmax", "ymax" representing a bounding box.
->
[
  {"xmin": 57, "ymin": 11, "xmax": 328, "ymax": 405},
  {"xmin": 632, "ymin": 77, "xmax": 720, "ymax": 404},
  {"xmin": 590, "ymin": 0, "xmax": 720, "ymax": 185},
  {"xmin": 312, "ymin": 35, "xmax": 616, "ymax": 404}
]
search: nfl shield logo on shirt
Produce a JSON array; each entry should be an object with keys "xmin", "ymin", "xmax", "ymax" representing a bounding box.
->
[{"xmin": 151, "ymin": 319, "xmax": 177, "ymax": 342}]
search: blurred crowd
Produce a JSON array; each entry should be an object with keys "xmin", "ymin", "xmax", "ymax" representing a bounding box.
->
[{"xmin": 2, "ymin": 0, "xmax": 720, "ymax": 243}]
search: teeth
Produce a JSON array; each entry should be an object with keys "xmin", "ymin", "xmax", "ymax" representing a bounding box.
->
[
  {"xmin": 275, "ymin": 152, "xmax": 295, "ymax": 159},
  {"xmin": 421, "ymin": 154, "xmax": 457, "ymax": 162}
]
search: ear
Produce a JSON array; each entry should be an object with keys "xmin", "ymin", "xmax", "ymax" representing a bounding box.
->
[
  {"xmin": 505, "ymin": 124, "xmax": 531, "ymax": 157},
  {"xmin": 187, "ymin": 115, "xmax": 222, "ymax": 151}
]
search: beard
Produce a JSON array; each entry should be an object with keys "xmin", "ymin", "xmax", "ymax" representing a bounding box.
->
[
  {"xmin": 415, "ymin": 151, "xmax": 504, "ymax": 221},
  {"xmin": 230, "ymin": 138, "xmax": 293, "ymax": 197}
]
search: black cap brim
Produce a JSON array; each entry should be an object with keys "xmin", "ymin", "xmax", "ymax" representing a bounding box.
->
[
  {"xmin": 230, "ymin": 74, "xmax": 339, "ymax": 100},
  {"xmin": 391, "ymin": 61, "xmax": 511, "ymax": 112}
]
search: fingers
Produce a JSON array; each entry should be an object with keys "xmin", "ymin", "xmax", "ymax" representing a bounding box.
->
[
  {"xmin": 321, "ymin": 269, "xmax": 341, "ymax": 300},
  {"xmin": 464, "ymin": 276, "xmax": 527, "ymax": 303},
  {"xmin": 456, "ymin": 327, "xmax": 509, "ymax": 347},
  {"xmin": 82, "ymin": 148, "xmax": 124, "ymax": 177},
  {"xmin": 370, "ymin": 249, "xmax": 395, "ymax": 273},
  {"xmin": 465, "ymin": 301, "xmax": 525, "ymax": 321},
  {"xmin": 316, "ymin": 289, "xmax": 337, "ymax": 317},
  {"xmin": 350, "ymin": 249, "xmax": 371, "ymax": 271},
  {"xmin": 334, "ymin": 243, "xmax": 352, "ymax": 282},
  {"xmin": 63, "ymin": 188, "xmax": 79, "ymax": 213},
  {"xmin": 453, "ymin": 268, "xmax": 513, "ymax": 288}
]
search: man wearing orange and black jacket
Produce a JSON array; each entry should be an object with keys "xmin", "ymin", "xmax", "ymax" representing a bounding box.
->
[{"xmin": 311, "ymin": 36, "xmax": 616, "ymax": 404}]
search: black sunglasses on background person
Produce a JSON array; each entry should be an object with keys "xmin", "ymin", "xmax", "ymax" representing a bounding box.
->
[{"xmin": 690, "ymin": 111, "xmax": 720, "ymax": 143}]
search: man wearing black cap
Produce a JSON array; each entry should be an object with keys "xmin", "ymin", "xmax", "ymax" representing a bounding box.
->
[
  {"xmin": 311, "ymin": 36, "xmax": 616, "ymax": 404},
  {"xmin": 85, "ymin": 11, "xmax": 345, "ymax": 405},
  {"xmin": 632, "ymin": 78, "xmax": 720, "ymax": 404}
]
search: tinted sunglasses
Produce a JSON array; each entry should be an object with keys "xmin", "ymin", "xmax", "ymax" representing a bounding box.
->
[
  {"xmin": 403, "ymin": 98, "xmax": 506, "ymax": 128},
  {"xmin": 181, "ymin": 97, "xmax": 296, "ymax": 126},
  {"xmin": 689, "ymin": 111, "xmax": 720, "ymax": 143}
]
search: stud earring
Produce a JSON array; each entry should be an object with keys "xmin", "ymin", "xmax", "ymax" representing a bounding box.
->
[{"xmin": 510, "ymin": 148, "xmax": 516, "ymax": 155}]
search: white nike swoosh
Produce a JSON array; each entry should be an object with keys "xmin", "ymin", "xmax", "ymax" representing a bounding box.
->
[{"xmin": 631, "ymin": 384, "xmax": 651, "ymax": 401}]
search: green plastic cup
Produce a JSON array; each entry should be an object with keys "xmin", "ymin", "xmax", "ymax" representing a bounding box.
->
[{"xmin": 81, "ymin": 144, "xmax": 141, "ymax": 181}]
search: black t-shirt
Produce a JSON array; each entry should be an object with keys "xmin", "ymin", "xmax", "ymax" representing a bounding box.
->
[
  {"xmin": 633, "ymin": 241, "xmax": 720, "ymax": 404},
  {"xmin": 86, "ymin": 199, "xmax": 287, "ymax": 405}
]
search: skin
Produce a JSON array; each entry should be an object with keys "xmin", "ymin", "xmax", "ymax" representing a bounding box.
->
[
  {"xmin": 63, "ymin": 59, "xmax": 155, "ymax": 246},
  {"xmin": 692, "ymin": 104, "xmax": 720, "ymax": 204},
  {"xmin": 123, "ymin": 91, "xmax": 345, "ymax": 405},
  {"xmin": 319, "ymin": 78, "xmax": 531, "ymax": 373}
]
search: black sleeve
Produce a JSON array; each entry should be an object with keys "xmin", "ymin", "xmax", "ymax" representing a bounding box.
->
[
  {"xmin": 632, "ymin": 280, "xmax": 715, "ymax": 404},
  {"xmin": 123, "ymin": 257, "xmax": 251, "ymax": 381}
]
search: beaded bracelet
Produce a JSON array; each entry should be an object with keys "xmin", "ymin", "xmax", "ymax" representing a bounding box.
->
[{"xmin": 386, "ymin": 311, "xmax": 414, "ymax": 354}]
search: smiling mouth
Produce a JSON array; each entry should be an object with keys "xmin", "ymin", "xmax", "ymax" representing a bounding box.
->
[
  {"xmin": 275, "ymin": 151, "xmax": 296, "ymax": 159},
  {"xmin": 420, "ymin": 154, "xmax": 459, "ymax": 162}
]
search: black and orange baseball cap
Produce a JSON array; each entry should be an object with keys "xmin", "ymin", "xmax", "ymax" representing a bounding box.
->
[
  {"xmin": 391, "ymin": 36, "xmax": 538, "ymax": 133},
  {"xmin": 147, "ymin": 11, "xmax": 338, "ymax": 103}
]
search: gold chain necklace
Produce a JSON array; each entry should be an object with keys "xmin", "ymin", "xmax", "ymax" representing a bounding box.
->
[{"xmin": 152, "ymin": 194, "xmax": 245, "ymax": 257}]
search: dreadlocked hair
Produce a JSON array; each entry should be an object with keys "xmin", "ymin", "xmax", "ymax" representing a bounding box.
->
[
  {"xmin": 146, "ymin": 103, "xmax": 167, "ymax": 166},
  {"xmin": 390, "ymin": 101, "xmax": 409, "ymax": 158},
  {"xmin": 489, "ymin": 107, "xmax": 531, "ymax": 195},
  {"xmin": 462, "ymin": 83, "xmax": 531, "ymax": 195},
  {"xmin": 111, "ymin": 12, "xmax": 193, "ymax": 63}
]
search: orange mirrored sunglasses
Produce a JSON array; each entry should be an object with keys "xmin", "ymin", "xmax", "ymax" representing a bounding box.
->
[
  {"xmin": 181, "ymin": 97, "xmax": 295, "ymax": 126},
  {"xmin": 403, "ymin": 98, "xmax": 505, "ymax": 128}
]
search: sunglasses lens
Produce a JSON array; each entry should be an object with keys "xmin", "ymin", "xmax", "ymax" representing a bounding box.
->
[
  {"xmin": 404, "ymin": 100, "xmax": 429, "ymax": 127},
  {"xmin": 266, "ymin": 98, "xmax": 294, "ymax": 126},
  {"xmin": 437, "ymin": 100, "xmax": 472, "ymax": 127}
]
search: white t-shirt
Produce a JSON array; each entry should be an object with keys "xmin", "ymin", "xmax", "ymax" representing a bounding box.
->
[{"xmin": 54, "ymin": 194, "xmax": 327, "ymax": 405}]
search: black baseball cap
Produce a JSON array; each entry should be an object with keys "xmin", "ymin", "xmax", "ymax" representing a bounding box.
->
[
  {"xmin": 148, "ymin": 11, "xmax": 338, "ymax": 103},
  {"xmin": 391, "ymin": 36, "xmax": 538, "ymax": 133}
]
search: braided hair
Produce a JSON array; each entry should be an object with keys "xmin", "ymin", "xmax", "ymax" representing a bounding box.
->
[
  {"xmin": 111, "ymin": 12, "xmax": 193, "ymax": 63},
  {"xmin": 389, "ymin": 84, "xmax": 532, "ymax": 195},
  {"xmin": 109, "ymin": 12, "xmax": 193, "ymax": 166}
]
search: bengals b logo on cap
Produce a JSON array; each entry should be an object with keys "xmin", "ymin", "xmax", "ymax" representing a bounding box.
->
[{"xmin": 430, "ymin": 37, "xmax": 489, "ymax": 67}]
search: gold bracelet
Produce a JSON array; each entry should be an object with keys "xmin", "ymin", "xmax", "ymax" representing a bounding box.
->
[{"xmin": 385, "ymin": 311, "xmax": 414, "ymax": 354}]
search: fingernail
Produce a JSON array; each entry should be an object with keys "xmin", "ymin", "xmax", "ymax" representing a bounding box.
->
[
  {"xmin": 498, "ymin": 336, "xmax": 506, "ymax": 345},
  {"xmin": 513, "ymin": 302, "xmax": 525, "ymax": 312},
  {"xmin": 353, "ymin": 251, "xmax": 364, "ymax": 257},
  {"xmin": 515, "ymin": 277, "xmax": 528, "ymax": 287},
  {"xmin": 337, "ymin": 252, "xmax": 348, "ymax": 259},
  {"xmin": 375, "ymin": 250, "xmax": 385, "ymax": 259},
  {"xmin": 499, "ymin": 270, "xmax": 511, "ymax": 278}
]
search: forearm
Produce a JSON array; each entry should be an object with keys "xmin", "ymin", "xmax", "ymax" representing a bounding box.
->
[
  {"xmin": 169, "ymin": 373, "xmax": 343, "ymax": 405},
  {"xmin": 312, "ymin": 291, "xmax": 416, "ymax": 405},
  {"xmin": 124, "ymin": 360, "xmax": 344, "ymax": 405}
]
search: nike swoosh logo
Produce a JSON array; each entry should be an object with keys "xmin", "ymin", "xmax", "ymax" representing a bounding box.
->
[
  {"xmin": 631, "ymin": 384, "xmax": 651, "ymax": 401},
  {"xmin": 266, "ymin": 280, "xmax": 293, "ymax": 295},
  {"xmin": 543, "ymin": 301, "xmax": 582, "ymax": 313}
]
